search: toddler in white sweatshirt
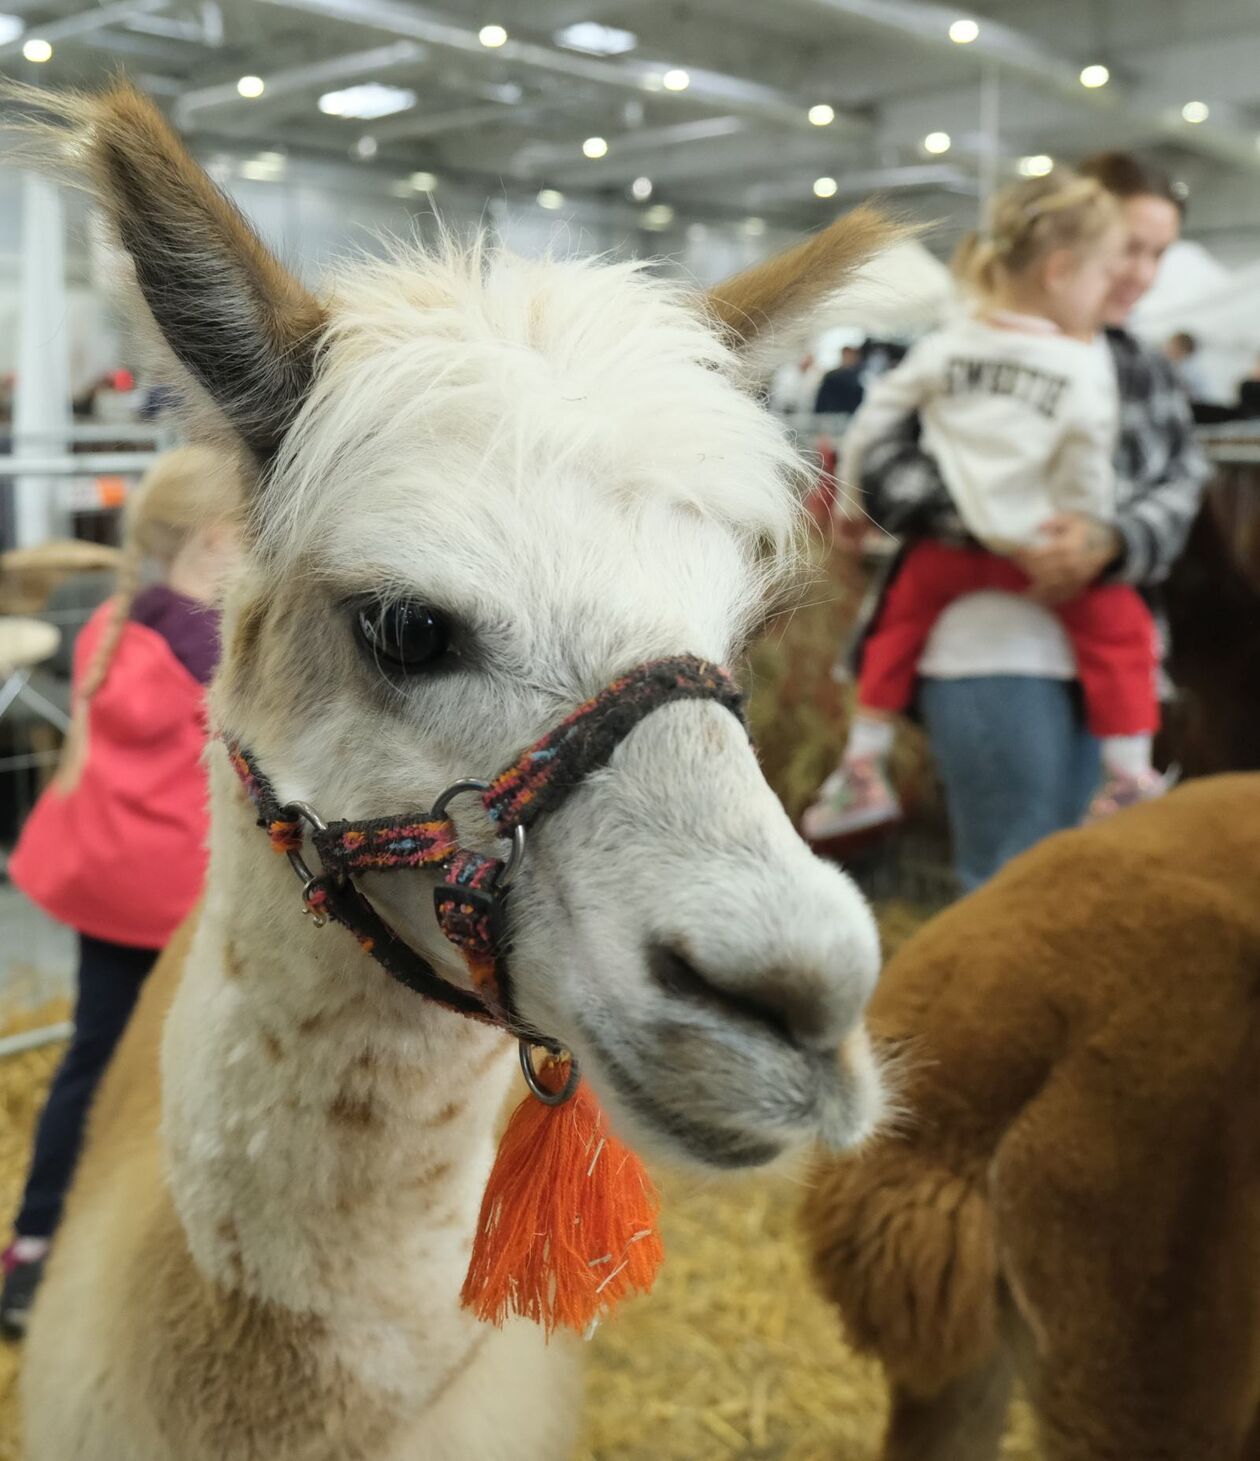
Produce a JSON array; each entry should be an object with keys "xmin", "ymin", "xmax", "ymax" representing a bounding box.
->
[{"xmin": 805, "ymin": 170, "xmax": 1169, "ymax": 845}]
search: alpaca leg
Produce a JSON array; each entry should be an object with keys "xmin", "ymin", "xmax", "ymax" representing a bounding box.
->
[{"xmin": 882, "ymin": 1350, "xmax": 1013, "ymax": 1461}]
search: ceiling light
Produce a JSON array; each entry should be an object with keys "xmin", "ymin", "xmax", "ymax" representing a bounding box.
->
[
  {"xmin": 643, "ymin": 204, "xmax": 675, "ymax": 229},
  {"xmin": 318, "ymin": 83, "xmax": 416, "ymax": 120},
  {"xmin": 813, "ymin": 175, "xmax": 838, "ymax": 198},
  {"xmin": 1079, "ymin": 63, "xmax": 1110, "ymax": 88},
  {"xmin": 241, "ymin": 156, "xmax": 283, "ymax": 181},
  {"xmin": 537, "ymin": 188, "xmax": 565, "ymax": 210},
  {"xmin": 353, "ymin": 135, "xmax": 378, "ymax": 159},
  {"xmin": 1018, "ymin": 153, "xmax": 1054, "ymax": 177},
  {"xmin": 409, "ymin": 170, "xmax": 437, "ymax": 192},
  {"xmin": 582, "ymin": 135, "xmax": 608, "ymax": 159},
  {"xmin": 662, "ymin": 68, "xmax": 690, "ymax": 91},
  {"xmin": 555, "ymin": 21, "xmax": 637, "ymax": 55},
  {"xmin": 743, "ymin": 216, "xmax": 766, "ymax": 236},
  {"xmin": 478, "ymin": 23, "xmax": 507, "ymax": 48},
  {"xmin": 236, "ymin": 74, "xmax": 265, "ymax": 98},
  {"xmin": 0, "ymin": 14, "xmax": 24, "ymax": 46},
  {"xmin": 630, "ymin": 175, "xmax": 653, "ymax": 201},
  {"xmin": 22, "ymin": 37, "xmax": 52, "ymax": 62},
  {"xmin": 923, "ymin": 131, "xmax": 952, "ymax": 155},
  {"xmin": 948, "ymin": 18, "xmax": 980, "ymax": 43},
  {"xmin": 1181, "ymin": 100, "xmax": 1209, "ymax": 124},
  {"xmin": 808, "ymin": 103, "xmax": 835, "ymax": 126}
]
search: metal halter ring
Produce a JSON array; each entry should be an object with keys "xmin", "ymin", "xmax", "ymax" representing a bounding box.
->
[
  {"xmin": 429, "ymin": 778, "xmax": 528, "ymax": 889},
  {"xmin": 281, "ymin": 800, "xmax": 330, "ymax": 925},
  {"xmin": 518, "ymin": 1040, "xmax": 581, "ymax": 1107}
]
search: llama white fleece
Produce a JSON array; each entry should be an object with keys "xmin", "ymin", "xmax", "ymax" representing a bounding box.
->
[{"xmin": 842, "ymin": 314, "xmax": 1118, "ymax": 552}]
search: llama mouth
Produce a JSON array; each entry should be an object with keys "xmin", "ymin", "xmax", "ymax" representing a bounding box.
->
[{"xmin": 576, "ymin": 1025, "xmax": 786, "ymax": 1168}]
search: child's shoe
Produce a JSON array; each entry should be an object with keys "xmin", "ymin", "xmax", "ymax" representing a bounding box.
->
[
  {"xmin": 1, "ymin": 1237, "xmax": 49, "ymax": 1338},
  {"xmin": 801, "ymin": 757, "xmax": 902, "ymax": 841},
  {"xmin": 1085, "ymin": 766, "xmax": 1177, "ymax": 823}
]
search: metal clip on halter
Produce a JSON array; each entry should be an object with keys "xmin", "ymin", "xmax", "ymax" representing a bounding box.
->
[
  {"xmin": 281, "ymin": 799, "xmax": 330, "ymax": 927},
  {"xmin": 429, "ymin": 779, "xmax": 527, "ymax": 888},
  {"xmin": 519, "ymin": 1039, "xmax": 581, "ymax": 1106}
]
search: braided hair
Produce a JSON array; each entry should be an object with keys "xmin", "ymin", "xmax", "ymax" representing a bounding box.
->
[{"xmin": 953, "ymin": 169, "xmax": 1123, "ymax": 303}]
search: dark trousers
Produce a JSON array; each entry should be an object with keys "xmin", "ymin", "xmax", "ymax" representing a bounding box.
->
[{"xmin": 14, "ymin": 933, "xmax": 157, "ymax": 1240}]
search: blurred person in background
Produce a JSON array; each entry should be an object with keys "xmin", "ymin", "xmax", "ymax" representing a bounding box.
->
[
  {"xmin": 0, "ymin": 446, "xmax": 243, "ymax": 1335},
  {"xmin": 1163, "ymin": 330, "xmax": 1211, "ymax": 403},
  {"xmin": 815, "ymin": 343, "xmax": 867, "ymax": 415},
  {"xmin": 805, "ymin": 169, "xmax": 1170, "ymax": 844},
  {"xmin": 769, "ymin": 351, "xmax": 824, "ymax": 414},
  {"xmin": 828, "ymin": 152, "xmax": 1207, "ymax": 890}
]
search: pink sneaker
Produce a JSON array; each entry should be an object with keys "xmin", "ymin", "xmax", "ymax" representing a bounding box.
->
[
  {"xmin": 1086, "ymin": 767, "xmax": 1177, "ymax": 823},
  {"xmin": 801, "ymin": 757, "xmax": 901, "ymax": 841}
]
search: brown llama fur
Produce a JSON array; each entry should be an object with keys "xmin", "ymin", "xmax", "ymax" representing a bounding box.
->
[{"xmin": 803, "ymin": 774, "xmax": 1260, "ymax": 1461}]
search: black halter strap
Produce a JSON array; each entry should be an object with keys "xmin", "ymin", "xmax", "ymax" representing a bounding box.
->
[{"xmin": 228, "ymin": 655, "xmax": 745, "ymax": 1038}]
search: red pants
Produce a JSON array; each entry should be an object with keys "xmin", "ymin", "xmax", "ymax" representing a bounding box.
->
[{"xmin": 859, "ymin": 541, "xmax": 1158, "ymax": 737}]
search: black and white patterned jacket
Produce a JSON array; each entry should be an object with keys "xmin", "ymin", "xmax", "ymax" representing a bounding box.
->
[{"xmin": 848, "ymin": 327, "xmax": 1211, "ymax": 665}]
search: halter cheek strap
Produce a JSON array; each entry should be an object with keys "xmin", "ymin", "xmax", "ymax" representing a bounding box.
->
[{"xmin": 228, "ymin": 655, "xmax": 745, "ymax": 1042}]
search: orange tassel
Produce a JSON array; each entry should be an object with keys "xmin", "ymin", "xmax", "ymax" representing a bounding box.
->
[{"xmin": 460, "ymin": 1057, "xmax": 663, "ymax": 1337}]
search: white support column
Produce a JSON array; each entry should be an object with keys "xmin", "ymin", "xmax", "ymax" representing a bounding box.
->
[{"xmin": 13, "ymin": 171, "xmax": 72, "ymax": 548}]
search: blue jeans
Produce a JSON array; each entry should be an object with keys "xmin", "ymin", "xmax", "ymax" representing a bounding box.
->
[{"xmin": 918, "ymin": 676, "xmax": 1102, "ymax": 893}]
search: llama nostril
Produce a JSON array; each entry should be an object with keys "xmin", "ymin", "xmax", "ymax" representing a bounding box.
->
[{"xmin": 646, "ymin": 940, "xmax": 843, "ymax": 1050}]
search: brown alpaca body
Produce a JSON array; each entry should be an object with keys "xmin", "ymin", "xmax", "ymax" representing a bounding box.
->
[{"xmin": 804, "ymin": 774, "xmax": 1260, "ymax": 1459}]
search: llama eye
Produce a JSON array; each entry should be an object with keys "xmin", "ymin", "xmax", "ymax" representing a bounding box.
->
[{"xmin": 356, "ymin": 601, "xmax": 452, "ymax": 673}]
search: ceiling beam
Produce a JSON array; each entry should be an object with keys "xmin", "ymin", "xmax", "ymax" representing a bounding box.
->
[
  {"xmin": 0, "ymin": 0, "xmax": 169, "ymax": 61},
  {"xmin": 746, "ymin": 162, "xmax": 977, "ymax": 207},
  {"xmin": 174, "ymin": 39, "xmax": 425, "ymax": 127},
  {"xmin": 779, "ymin": 0, "xmax": 1260, "ymax": 172},
  {"xmin": 249, "ymin": 0, "xmax": 869, "ymax": 136},
  {"xmin": 513, "ymin": 116, "xmax": 748, "ymax": 180}
]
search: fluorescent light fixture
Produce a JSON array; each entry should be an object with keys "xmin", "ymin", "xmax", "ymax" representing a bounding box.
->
[
  {"xmin": 582, "ymin": 135, "xmax": 608, "ymax": 159},
  {"xmin": 1018, "ymin": 154, "xmax": 1054, "ymax": 177},
  {"xmin": 923, "ymin": 130, "xmax": 952, "ymax": 154},
  {"xmin": 630, "ymin": 175, "xmax": 653, "ymax": 201},
  {"xmin": 0, "ymin": 14, "xmax": 24, "ymax": 46},
  {"xmin": 1079, "ymin": 63, "xmax": 1110, "ymax": 88},
  {"xmin": 478, "ymin": 23, "xmax": 507, "ymax": 48},
  {"xmin": 237, "ymin": 74, "xmax": 265, "ymax": 98},
  {"xmin": 662, "ymin": 68, "xmax": 690, "ymax": 91},
  {"xmin": 643, "ymin": 204, "xmax": 675, "ymax": 229},
  {"xmin": 318, "ymin": 83, "xmax": 416, "ymax": 120},
  {"xmin": 409, "ymin": 170, "xmax": 437, "ymax": 192},
  {"xmin": 555, "ymin": 21, "xmax": 637, "ymax": 55},
  {"xmin": 241, "ymin": 157, "xmax": 283, "ymax": 181},
  {"xmin": 813, "ymin": 176, "xmax": 838, "ymax": 198},
  {"xmin": 537, "ymin": 188, "xmax": 565, "ymax": 210},
  {"xmin": 22, "ymin": 37, "xmax": 52, "ymax": 62},
  {"xmin": 1181, "ymin": 100, "xmax": 1209, "ymax": 124},
  {"xmin": 948, "ymin": 18, "xmax": 979, "ymax": 43},
  {"xmin": 808, "ymin": 103, "xmax": 835, "ymax": 126}
]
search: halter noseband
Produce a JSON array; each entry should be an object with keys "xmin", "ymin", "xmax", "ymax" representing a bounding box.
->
[{"xmin": 229, "ymin": 655, "xmax": 745, "ymax": 1066}]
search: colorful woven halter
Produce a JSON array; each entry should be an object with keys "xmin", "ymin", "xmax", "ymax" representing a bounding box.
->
[{"xmin": 229, "ymin": 655, "xmax": 745, "ymax": 1048}]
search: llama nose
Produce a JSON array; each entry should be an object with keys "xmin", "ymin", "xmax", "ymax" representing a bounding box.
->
[{"xmin": 647, "ymin": 938, "xmax": 859, "ymax": 1052}]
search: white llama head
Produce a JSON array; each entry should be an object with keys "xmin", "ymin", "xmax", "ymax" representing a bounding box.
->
[{"xmin": 41, "ymin": 83, "xmax": 893, "ymax": 1170}]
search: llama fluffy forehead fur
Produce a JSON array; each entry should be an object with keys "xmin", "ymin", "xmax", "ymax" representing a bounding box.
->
[{"xmin": 263, "ymin": 239, "xmax": 806, "ymax": 630}]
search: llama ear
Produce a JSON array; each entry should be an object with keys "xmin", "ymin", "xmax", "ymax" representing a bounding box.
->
[
  {"xmin": 707, "ymin": 207, "xmax": 900, "ymax": 382},
  {"xmin": 12, "ymin": 81, "xmax": 325, "ymax": 468}
]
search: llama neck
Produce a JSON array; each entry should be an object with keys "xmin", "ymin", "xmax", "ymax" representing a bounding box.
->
[{"xmin": 161, "ymin": 761, "xmax": 515, "ymax": 1326}]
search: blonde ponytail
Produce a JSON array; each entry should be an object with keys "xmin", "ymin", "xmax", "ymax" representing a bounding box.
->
[
  {"xmin": 52, "ymin": 445, "xmax": 244, "ymax": 793},
  {"xmin": 954, "ymin": 168, "xmax": 1122, "ymax": 302}
]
